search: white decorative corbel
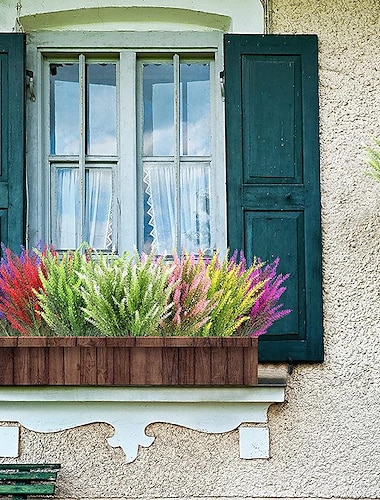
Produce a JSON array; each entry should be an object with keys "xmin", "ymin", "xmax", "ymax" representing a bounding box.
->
[
  {"xmin": 0, "ymin": 425, "xmax": 19, "ymax": 457},
  {"xmin": 0, "ymin": 386, "xmax": 284, "ymax": 462}
]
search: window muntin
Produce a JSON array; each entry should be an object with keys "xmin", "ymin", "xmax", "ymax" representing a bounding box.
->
[
  {"xmin": 140, "ymin": 56, "xmax": 212, "ymax": 255},
  {"xmin": 48, "ymin": 56, "xmax": 117, "ymax": 250}
]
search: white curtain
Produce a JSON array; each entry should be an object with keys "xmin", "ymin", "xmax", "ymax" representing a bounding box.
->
[
  {"xmin": 85, "ymin": 170, "xmax": 113, "ymax": 250},
  {"xmin": 144, "ymin": 163, "xmax": 176, "ymax": 254},
  {"xmin": 144, "ymin": 162, "xmax": 210, "ymax": 254},
  {"xmin": 56, "ymin": 168, "xmax": 80, "ymax": 249},
  {"xmin": 181, "ymin": 164, "xmax": 210, "ymax": 252},
  {"xmin": 56, "ymin": 168, "xmax": 112, "ymax": 250}
]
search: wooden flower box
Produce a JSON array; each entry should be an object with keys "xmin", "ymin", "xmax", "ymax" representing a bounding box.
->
[{"xmin": 0, "ymin": 337, "xmax": 258, "ymax": 386}]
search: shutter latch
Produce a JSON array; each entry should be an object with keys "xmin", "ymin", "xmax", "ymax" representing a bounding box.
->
[{"xmin": 26, "ymin": 70, "xmax": 36, "ymax": 102}]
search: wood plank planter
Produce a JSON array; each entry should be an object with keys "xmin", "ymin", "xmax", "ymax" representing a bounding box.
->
[{"xmin": 0, "ymin": 337, "xmax": 258, "ymax": 386}]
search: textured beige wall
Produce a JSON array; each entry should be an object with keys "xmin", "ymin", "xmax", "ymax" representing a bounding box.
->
[{"xmin": 1, "ymin": 0, "xmax": 380, "ymax": 499}]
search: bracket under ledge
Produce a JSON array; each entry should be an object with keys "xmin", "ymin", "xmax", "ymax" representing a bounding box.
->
[{"xmin": 0, "ymin": 386, "xmax": 285, "ymax": 462}]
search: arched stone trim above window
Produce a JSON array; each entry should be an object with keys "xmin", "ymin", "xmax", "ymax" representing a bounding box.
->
[{"xmin": 15, "ymin": 1, "xmax": 264, "ymax": 34}]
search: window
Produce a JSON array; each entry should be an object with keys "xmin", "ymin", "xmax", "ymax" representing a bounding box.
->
[
  {"xmin": 28, "ymin": 32, "xmax": 225, "ymax": 255},
  {"xmin": 1, "ymin": 32, "xmax": 323, "ymax": 362}
]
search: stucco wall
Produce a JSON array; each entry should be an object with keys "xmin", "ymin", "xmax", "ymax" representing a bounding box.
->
[{"xmin": 0, "ymin": 0, "xmax": 380, "ymax": 499}]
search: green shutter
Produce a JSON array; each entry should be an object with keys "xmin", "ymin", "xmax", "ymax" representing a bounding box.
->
[
  {"xmin": 224, "ymin": 34, "xmax": 323, "ymax": 362},
  {"xmin": 0, "ymin": 33, "xmax": 25, "ymax": 253}
]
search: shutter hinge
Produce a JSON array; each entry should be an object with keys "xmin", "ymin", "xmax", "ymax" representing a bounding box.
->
[
  {"xmin": 26, "ymin": 70, "xmax": 36, "ymax": 102},
  {"xmin": 219, "ymin": 70, "xmax": 225, "ymax": 101},
  {"xmin": 287, "ymin": 358, "xmax": 296, "ymax": 375}
]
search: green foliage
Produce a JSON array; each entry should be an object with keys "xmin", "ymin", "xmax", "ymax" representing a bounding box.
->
[
  {"xmin": 366, "ymin": 139, "xmax": 380, "ymax": 182},
  {"xmin": 78, "ymin": 252, "xmax": 132, "ymax": 335},
  {"xmin": 80, "ymin": 252, "xmax": 174, "ymax": 336},
  {"xmin": 0, "ymin": 244, "xmax": 290, "ymax": 338},
  {"xmin": 200, "ymin": 253, "xmax": 265, "ymax": 337},
  {"xmin": 37, "ymin": 247, "xmax": 90, "ymax": 336}
]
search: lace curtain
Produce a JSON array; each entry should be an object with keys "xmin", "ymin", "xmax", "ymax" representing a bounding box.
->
[{"xmin": 144, "ymin": 162, "xmax": 211, "ymax": 254}]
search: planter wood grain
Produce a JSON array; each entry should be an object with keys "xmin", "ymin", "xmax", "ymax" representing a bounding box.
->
[{"xmin": 0, "ymin": 336, "xmax": 258, "ymax": 386}]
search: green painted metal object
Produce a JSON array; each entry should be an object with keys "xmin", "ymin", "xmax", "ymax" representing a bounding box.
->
[
  {"xmin": 0, "ymin": 472, "xmax": 57, "ymax": 481},
  {"xmin": 0, "ymin": 484, "xmax": 55, "ymax": 495},
  {"xmin": 0, "ymin": 464, "xmax": 60, "ymax": 500}
]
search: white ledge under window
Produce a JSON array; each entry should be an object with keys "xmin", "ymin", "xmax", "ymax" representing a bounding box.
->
[{"xmin": 0, "ymin": 386, "xmax": 284, "ymax": 462}]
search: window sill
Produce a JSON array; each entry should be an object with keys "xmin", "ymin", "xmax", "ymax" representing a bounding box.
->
[
  {"xmin": 0, "ymin": 385, "xmax": 284, "ymax": 461},
  {"xmin": 258, "ymin": 364, "xmax": 290, "ymax": 384}
]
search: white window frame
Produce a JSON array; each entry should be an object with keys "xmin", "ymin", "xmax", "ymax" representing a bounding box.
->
[{"xmin": 26, "ymin": 31, "xmax": 226, "ymax": 255}]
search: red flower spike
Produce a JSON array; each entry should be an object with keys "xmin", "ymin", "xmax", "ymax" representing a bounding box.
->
[{"xmin": 0, "ymin": 247, "xmax": 47, "ymax": 335}]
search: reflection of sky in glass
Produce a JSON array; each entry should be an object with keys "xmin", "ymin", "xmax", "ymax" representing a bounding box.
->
[
  {"xmin": 180, "ymin": 63, "xmax": 210, "ymax": 156},
  {"xmin": 143, "ymin": 62, "xmax": 210, "ymax": 157},
  {"xmin": 50, "ymin": 64, "xmax": 79, "ymax": 155},
  {"xmin": 143, "ymin": 63, "xmax": 174, "ymax": 156},
  {"xmin": 87, "ymin": 64, "xmax": 117, "ymax": 155},
  {"xmin": 50, "ymin": 62, "xmax": 117, "ymax": 156}
]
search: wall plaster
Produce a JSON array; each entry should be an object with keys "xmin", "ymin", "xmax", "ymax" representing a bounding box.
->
[{"xmin": 0, "ymin": 386, "xmax": 284, "ymax": 462}]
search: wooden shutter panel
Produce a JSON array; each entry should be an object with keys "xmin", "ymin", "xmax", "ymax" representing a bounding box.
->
[
  {"xmin": 224, "ymin": 34, "xmax": 323, "ymax": 362},
  {"xmin": 0, "ymin": 33, "xmax": 25, "ymax": 252}
]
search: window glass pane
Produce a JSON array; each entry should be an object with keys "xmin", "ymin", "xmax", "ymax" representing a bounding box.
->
[
  {"xmin": 87, "ymin": 64, "xmax": 117, "ymax": 155},
  {"xmin": 143, "ymin": 162, "xmax": 175, "ymax": 254},
  {"xmin": 143, "ymin": 63, "xmax": 174, "ymax": 156},
  {"xmin": 180, "ymin": 63, "xmax": 210, "ymax": 156},
  {"xmin": 85, "ymin": 169, "xmax": 113, "ymax": 249},
  {"xmin": 143, "ymin": 162, "xmax": 211, "ymax": 254},
  {"xmin": 55, "ymin": 167, "xmax": 80, "ymax": 249},
  {"xmin": 180, "ymin": 163, "xmax": 211, "ymax": 252},
  {"xmin": 50, "ymin": 63, "xmax": 79, "ymax": 155}
]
